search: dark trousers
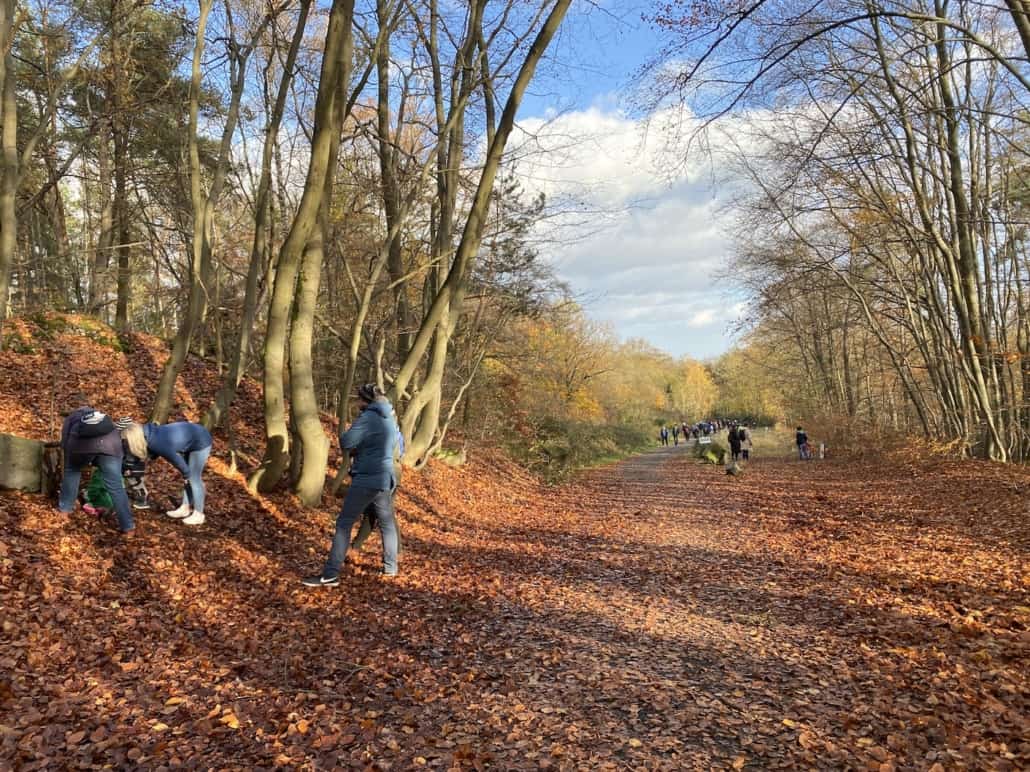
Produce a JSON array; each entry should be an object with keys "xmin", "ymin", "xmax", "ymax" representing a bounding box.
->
[
  {"xmin": 351, "ymin": 505, "xmax": 403, "ymax": 554},
  {"xmin": 323, "ymin": 485, "xmax": 398, "ymax": 577},
  {"xmin": 59, "ymin": 452, "xmax": 135, "ymax": 532},
  {"xmin": 350, "ymin": 464, "xmax": 401, "ymax": 553}
]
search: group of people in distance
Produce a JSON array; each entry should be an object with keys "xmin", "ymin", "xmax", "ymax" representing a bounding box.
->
[
  {"xmin": 58, "ymin": 383, "xmax": 403, "ymax": 583},
  {"xmin": 659, "ymin": 423, "xmax": 684, "ymax": 446},
  {"xmin": 659, "ymin": 420, "xmax": 725, "ymax": 446},
  {"xmin": 658, "ymin": 419, "xmax": 820, "ymax": 462}
]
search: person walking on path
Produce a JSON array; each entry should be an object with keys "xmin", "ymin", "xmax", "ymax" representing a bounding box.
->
[
  {"xmin": 659, "ymin": 426, "xmax": 670, "ymax": 447},
  {"xmin": 59, "ymin": 404, "xmax": 135, "ymax": 535},
  {"xmin": 303, "ymin": 384, "xmax": 400, "ymax": 587},
  {"xmin": 728, "ymin": 423, "xmax": 742, "ymax": 461},
  {"xmin": 739, "ymin": 425, "xmax": 752, "ymax": 461},
  {"xmin": 120, "ymin": 420, "xmax": 213, "ymax": 525},
  {"xmin": 796, "ymin": 426, "xmax": 810, "ymax": 460},
  {"xmin": 671, "ymin": 424, "xmax": 680, "ymax": 446}
]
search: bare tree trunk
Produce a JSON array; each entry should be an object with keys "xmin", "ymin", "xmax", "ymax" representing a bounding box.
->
[
  {"xmin": 290, "ymin": 0, "xmax": 357, "ymax": 504},
  {"xmin": 204, "ymin": 0, "xmax": 312, "ymax": 429},
  {"xmin": 0, "ymin": 0, "xmax": 17, "ymax": 336},
  {"xmin": 933, "ymin": 7, "xmax": 1006, "ymax": 460},
  {"xmin": 390, "ymin": 0, "xmax": 573, "ymax": 401},
  {"xmin": 106, "ymin": 0, "xmax": 135, "ymax": 330},
  {"xmin": 249, "ymin": 0, "xmax": 355, "ymax": 493},
  {"xmin": 88, "ymin": 119, "xmax": 114, "ymax": 315},
  {"xmin": 150, "ymin": 0, "xmax": 216, "ymax": 421},
  {"xmin": 151, "ymin": 1, "xmax": 263, "ymax": 422},
  {"xmin": 1005, "ymin": 1, "xmax": 1030, "ymax": 62},
  {"xmin": 112, "ymin": 120, "xmax": 130, "ymax": 329},
  {"xmin": 289, "ymin": 208, "xmax": 331, "ymax": 504}
]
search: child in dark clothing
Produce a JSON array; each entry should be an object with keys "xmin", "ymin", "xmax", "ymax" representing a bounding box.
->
[{"xmin": 122, "ymin": 445, "xmax": 150, "ymax": 509}]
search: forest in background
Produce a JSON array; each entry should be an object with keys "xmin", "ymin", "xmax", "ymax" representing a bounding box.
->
[
  {"xmin": 2, "ymin": 0, "xmax": 1029, "ymax": 498},
  {"xmin": 646, "ymin": 0, "xmax": 1030, "ymax": 462}
]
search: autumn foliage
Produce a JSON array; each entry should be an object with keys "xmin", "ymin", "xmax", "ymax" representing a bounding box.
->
[{"xmin": 1, "ymin": 315, "xmax": 1028, "ymax": 768}]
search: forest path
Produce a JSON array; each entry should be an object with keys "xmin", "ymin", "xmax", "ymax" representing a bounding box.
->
[
  {"xmin": 447, "ymin": 444, "xmax": 1029, "ymax": 769},
  {"xmin": 2, "ymin": 444, "xmax": 1027, "ymax": 769}
]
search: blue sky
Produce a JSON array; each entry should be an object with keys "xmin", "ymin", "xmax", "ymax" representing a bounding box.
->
[{"xmin": 512, "ymin": 1, "xmax": 745, "ymax": 360}]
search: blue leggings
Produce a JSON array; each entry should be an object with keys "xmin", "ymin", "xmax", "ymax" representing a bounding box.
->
[{"xmin": 179, "ymin": 445, "xmax": 212, "ymax": 512}]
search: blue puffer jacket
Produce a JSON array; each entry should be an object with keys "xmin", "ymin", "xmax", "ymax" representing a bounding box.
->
[
  {"xmin": 341, "ymin": 398, "xmax": 398, "ymax": 490},
  {"xmin": 143, "ymin": 422, "xmax": 212, "ymax": 476}
]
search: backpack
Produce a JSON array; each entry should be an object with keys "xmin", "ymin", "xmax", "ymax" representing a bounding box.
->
[
  {"xmin": 737, "ymin": 427, "xmax": 747, "ymax": 443},
  {"xmin": 74, "ymin": 409, "xmax": 116, "ymax": 439}
]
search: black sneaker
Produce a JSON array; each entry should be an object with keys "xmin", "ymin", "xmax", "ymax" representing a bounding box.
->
[
  {"xmin": 131, "ymin": 499, "xmax": 152, "ymax": 510},
  {"xmin": 301, "ymin": 574, "xmax": 340, "ymax": 588}
]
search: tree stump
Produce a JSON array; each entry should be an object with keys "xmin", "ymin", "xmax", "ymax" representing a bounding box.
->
[{"xmin": 42, "ymin": 442, "xmax": 63, "ymax": 499}]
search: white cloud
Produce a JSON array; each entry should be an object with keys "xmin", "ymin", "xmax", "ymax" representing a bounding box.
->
[
  {"xmin": 687, "ymin": 309, "xmax": 716, "ymax": 328},
  {"xmin": 510, "ymin": 104, "xmax": 745, "ymax": 359}
]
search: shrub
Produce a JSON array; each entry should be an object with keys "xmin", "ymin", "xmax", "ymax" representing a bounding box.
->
[
  {"xmin": 509, "ymin": 417, "xmax": 651, "ymax": 482},
  {"xmin": 692, "ymin": 439, "xmax": 727, "ymax": 465}
]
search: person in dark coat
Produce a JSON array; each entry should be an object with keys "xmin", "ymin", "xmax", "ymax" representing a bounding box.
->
[
  {"xmin": 303, "ymin": 384, "xmax": 400, "ymax": 586},
  {"xmin": 58, "ymin": 405, "xmax": 135, "ymax": 534},
  {"xmin": 739, "ymin": 425, "xmax": 752, "ymax": 461},
  {"xmin": 796, "ymin": 426, "xmax": 810, "ymax": 460},
  {"xmin": 728, "ymin": 423, "xmax": 742, "ymax": 461}
]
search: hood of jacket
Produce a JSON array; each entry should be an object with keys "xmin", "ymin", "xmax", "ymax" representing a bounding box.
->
[{"xmin": 365, "ymin": 399, "xmax": 392, "ymax": 419}]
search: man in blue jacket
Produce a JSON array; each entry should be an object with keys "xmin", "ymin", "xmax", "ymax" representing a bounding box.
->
[{"xmin": 303, "ymin": 383, "xmax": 400, "ymax": 586}]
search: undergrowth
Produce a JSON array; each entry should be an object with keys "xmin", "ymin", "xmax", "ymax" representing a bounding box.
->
[{"xmin": 509, "ymin": 417, "xmax": 651, "ymax": 482}]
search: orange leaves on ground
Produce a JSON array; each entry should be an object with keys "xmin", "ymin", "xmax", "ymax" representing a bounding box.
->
[{"xmin": 1, "ymin": 316, "xmax": 1028, "ymax": 768}]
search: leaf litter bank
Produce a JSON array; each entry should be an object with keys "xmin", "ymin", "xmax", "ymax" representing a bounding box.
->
[{"xmin": 1, "ymin": 320, "xmax": 1028, "ymax": 769}]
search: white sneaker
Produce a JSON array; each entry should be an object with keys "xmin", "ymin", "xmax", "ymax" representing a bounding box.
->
[
  {"xmin": 166, "ymin": 503, "xmax": 191, "ymax": 519},
  {"xmin": 182, "ymin": 511, "xmax": 205, "ymax": 526}
]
